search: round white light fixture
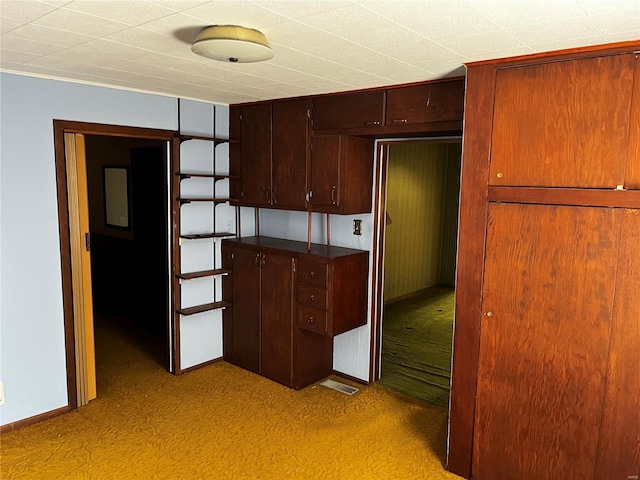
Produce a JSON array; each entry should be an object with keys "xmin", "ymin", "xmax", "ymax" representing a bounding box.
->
[{"xmin": 191, "ymin": 25, "xmax": 274, "ymax": 63}]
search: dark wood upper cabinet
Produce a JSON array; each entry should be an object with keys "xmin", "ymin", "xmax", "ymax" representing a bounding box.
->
[
  {"xmin": 489, "ymin": 54, "xmax": 635, "ymax": 188},
  {"xmin": 310, "ymin": 134, "xmax": 374, "ymax": 214},
  {"xmin": 237, "ymin": 103, "xmax": 272, "ymax": 207},
  {"xmin": 386, "ymin": 78, "xmax": 465, "ymax": 125},
  {"xmin": 231, "ymin": 99, "xmax": 309, "ymax": 210},
  {"xmin": 311, "ymin": 90, "xmax": 385, "ymax": 130},
  {"xmin": 231, "ymin": 77, "xmax": 465, "ymax": 214},
  {"xmin": 271, "ymin": 98, "xmax": 309, "ymax": 210},
  {"xmin": 311, "ymin": 78, "xmax": 465, "ymax": 135}
]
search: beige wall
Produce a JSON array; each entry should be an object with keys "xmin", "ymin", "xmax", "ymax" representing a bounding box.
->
[{"xmin": 383, "ymin": 141, "xmax": 460, "ymax": 302}]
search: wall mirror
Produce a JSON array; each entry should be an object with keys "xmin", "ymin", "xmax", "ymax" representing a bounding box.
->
[{"xmin": 103, "ymin": 166, "xmax": 130, "ymax": 228}]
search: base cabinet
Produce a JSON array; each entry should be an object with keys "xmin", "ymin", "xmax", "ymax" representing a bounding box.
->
[{"xmin": 222, "ymin": 236, "xmax": 369, "ymax": 390}]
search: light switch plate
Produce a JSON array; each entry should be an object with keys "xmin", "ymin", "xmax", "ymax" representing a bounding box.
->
[{"xmin": 353, "ymin": 219, "xmax": 362, "ymax": 235}]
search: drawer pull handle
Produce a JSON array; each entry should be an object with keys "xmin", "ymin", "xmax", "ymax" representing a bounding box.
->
[
  {"xmin": 307, "ymin": 316, "xmax": 314, "ymax": 324},
  {"xmin": 309, "ymin": 294, "xmax": 315, "ymax": 301}
]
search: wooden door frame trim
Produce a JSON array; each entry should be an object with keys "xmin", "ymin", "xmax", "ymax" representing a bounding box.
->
[
  {"xmin": 53, "ymin": 120, "xmax": 177, "ymax": 410},
  {"xmin": 368, "ymin": 135, "xmax": 465, "ymax": 474},
  {"xmin": 444, "ymin": 65, "xmax": 495, "ymax": 479}
]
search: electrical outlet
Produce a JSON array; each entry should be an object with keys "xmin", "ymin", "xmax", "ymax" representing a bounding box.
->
[
  {"xmin": 0, "ymin": 381, "xmax": 5, "ymax": 406},
  {"xmin": 226, "ymin": 219, "xmax": 234, "ymax": 233},
  {"xmin": 353, "ymin": 219, "xmax": 362, "ymax": 235}
]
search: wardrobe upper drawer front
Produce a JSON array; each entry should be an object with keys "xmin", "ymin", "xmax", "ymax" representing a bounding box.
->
[
  {"xmin": 297, "ymin": 257, "xmax": 328, "ymax": 287},
  {"xmin": 489, "ymin": 54, "xmax": 634, "ymax": 188},
  {"xmin": 298, "ymin": 285, "xmax": 328, "ymax": 310}
]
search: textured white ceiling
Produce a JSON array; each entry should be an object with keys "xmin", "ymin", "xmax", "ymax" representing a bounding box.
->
[{"xmin": 1, "ymin": 0, "xmax": 639, "ymax": 105}]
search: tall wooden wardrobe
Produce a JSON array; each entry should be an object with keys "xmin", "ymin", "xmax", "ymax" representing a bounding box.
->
[{"xmin": 448, "ymin": 41, "xmax": 640, "ymax": 480}]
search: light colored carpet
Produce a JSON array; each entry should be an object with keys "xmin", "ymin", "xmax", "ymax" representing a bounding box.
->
[
  {"xmin": 1, "ymin": 313, "xmax": 463, "ymax": 480},
  {"xmin": 379, "ymin": 286, "xmax": 455, "ymax": 409}
]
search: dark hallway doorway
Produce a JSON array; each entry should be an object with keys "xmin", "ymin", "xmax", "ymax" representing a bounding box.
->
[{"xmin": 85, "ymin": 136, "xmax": 169, "ymax": 373}]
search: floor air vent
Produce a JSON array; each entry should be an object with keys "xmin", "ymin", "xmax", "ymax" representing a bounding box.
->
[{"xmin": 320, "ymin": 379, "xmax": 359, "ymax": 395}]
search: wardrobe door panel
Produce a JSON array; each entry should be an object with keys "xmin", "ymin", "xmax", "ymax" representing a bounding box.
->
[
  {"xmin": 594, "ymin": 209, "xmax": 640, "ymax": 480},
  {"xmin": 473, "ymin": 203, "xmax": 620, "ymax": 480},
  {"xmin": 490, "ymin": 54, "xmax": 634, "ymax": 188}
]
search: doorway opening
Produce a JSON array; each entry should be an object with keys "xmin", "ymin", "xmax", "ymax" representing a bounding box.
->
[
  {"xmin": 374, "ymin": 139, "xmax": 461, "ymax": 409},
  {"xmin": 85, "ymin": 135, "xmax": 170, "ymax": 376},
  {"xmin": 54, "ymin": 121, "xmax": 176, "ymax": 410}
]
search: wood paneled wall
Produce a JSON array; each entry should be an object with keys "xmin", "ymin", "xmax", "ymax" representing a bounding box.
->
[
  {"xmin": 383, "ymin": 142, "xmax": 460, "ymax": 302},
  {"xmin": 439, "ymin": 143, "xmax": 462, "ymax": 286}
]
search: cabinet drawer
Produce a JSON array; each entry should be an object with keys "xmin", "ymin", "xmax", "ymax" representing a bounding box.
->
[
  {"xmin": 298, "ymin": 285, "xmax": 328, "ymax": 310},
  {"xmin": 297, "ymin": 257, "xmax": 328, "ymax": 287},
  {"xmin": 312, "ymin": 90, "xmax": 385, "ymax": 130},
  {"xmin": 386, "ymin": 79, "xmax": 465, "ymax": 125},
  {"xmin": 297, "ymin": 306, "xmax": 328, "ymax": 334}
]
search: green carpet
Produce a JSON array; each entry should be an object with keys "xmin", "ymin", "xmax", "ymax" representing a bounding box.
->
[{"xmin": 379, "ymin": 285, "xmax": 455, "ymax": 409}]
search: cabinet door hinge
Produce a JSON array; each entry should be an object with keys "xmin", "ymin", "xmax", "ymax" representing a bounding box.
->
[
  {"xmin": 85, "ymin": 232, "xmax": 91, "ymax": 252},
  {"xmin": 292, "ymin": 258, "xmax": 296, "ymax": 273}
]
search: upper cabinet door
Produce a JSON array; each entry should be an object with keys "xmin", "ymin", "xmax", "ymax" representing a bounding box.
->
[
  {"xmin": 310, "ymin": 134, "xmax": 342, "ymax": 212},
  {"xmin": 310, "ymin": 134, "xmax": 374, "ymax": 214},
  {"xmin": 386, "ymin": 78, "xmax": 465, "ymax": 125},
  {"xmin": 272, "ymin": 99, "xmax": 309, "ymax": 210},
  {"xmin": 489, "ymin": 54, "xmax": 635, "ymax": 188},
  {"xmin": 312, "ymin": 91, "xmax": 385, "ymax": 130},
  {"xmin": 239, "ymin": 103, "xmax": 272, "ymax": 207}
]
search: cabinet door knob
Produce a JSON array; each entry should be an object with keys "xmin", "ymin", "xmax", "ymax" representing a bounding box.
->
[
  {"xmin": 309, "ymin": 294, "xmax": 315, "ymax": 301},
  {"xmin": 309, "ymin": 271, "xmax": 315, "ymax": 278},
  {"xmin": 307, "ymin": 316, "xmax": 314, "ymax": 323}
]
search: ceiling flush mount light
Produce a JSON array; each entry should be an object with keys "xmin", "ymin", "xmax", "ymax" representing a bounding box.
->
[{"xmin": 191, "ymin": 25, "xmax": 274, "ymax": 63}]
